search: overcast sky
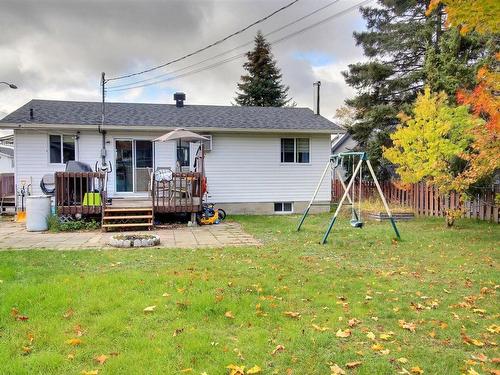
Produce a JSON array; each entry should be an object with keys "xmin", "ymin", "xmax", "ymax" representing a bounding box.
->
[{"xmin": 0, "ymin": 0, "xmax": 368, "ymax": 135}]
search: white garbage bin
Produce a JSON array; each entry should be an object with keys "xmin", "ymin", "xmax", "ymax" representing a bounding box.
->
[{"xmin": 26, "ymin": 195, "xmax": 51, "ymax": 232}]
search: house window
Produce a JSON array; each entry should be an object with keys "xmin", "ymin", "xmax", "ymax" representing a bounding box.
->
[
  {"xmin": 50, "ymin": 134, "xmax": 75, "ymax": 164},
  {"xmin": 281, "ymin": 138, "xmax": 310, "ymax": 163},
  {"xmin": 177, "ymin": 140, "xmax": 190, "ymax": 167},
  {"xmin": 274, "ymin": 202, "xmax": 293, "ymax": 213}
]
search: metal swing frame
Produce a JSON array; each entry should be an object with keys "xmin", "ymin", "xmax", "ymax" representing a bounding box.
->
[{"xmin": 296, "ymin": 151, "xmax": 401, "ymax": 245}]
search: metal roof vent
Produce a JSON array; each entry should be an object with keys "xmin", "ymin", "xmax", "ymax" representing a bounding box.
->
[{"xmin": 174, "ymin": 92, "xmax": 186, "ymax": 108}]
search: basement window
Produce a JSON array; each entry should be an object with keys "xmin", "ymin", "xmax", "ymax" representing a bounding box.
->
[
  {"xmin": 49, "ymin": 134, "xmax": 75, "ymax": 164},
  {"xmin": 274, "ymin": 202, "xmax": 293, "ymax": 213}
]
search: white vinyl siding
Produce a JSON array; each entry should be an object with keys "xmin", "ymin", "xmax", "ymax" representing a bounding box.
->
[
  {"xmin": 14, "ymin": 130, "xmax": 330, "ymax": 202},
  {"xmin": 204, "ymin": 133, "xmax": 330, "ymax": 203}
]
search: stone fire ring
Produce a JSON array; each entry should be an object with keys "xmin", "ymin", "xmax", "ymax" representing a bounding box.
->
[{"xmin": 109, "ymin": 234, "xmax": 160, "ymax": 248}]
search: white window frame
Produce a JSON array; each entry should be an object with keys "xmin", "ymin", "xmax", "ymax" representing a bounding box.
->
[
  {"xmin": 274, "ymin": 201, "xmax": 294, "ymax": 214},
  {"xmin": 280, "ymin": 137, "xmax": 310, "ymax": 164},
  {"xmin": 48, "ymin": 134, "xmax": 77, "ymax": 165}
]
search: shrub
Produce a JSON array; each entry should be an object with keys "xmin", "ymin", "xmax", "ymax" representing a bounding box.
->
[{"xmin": 47, "ymin": 215, "xmax": 100, "ymax": 232}]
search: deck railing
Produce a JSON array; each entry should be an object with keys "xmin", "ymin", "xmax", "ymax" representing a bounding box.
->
[
  {"xmin": 152, "ymin": 171, "xmax": 202, "ymax": 213},
  {"xmin": 55, "ymin": 172, "xmax": 106, "ymax": 215},
  {"xmin": 0, "ymin": 173, "xmax": 15, "ymax": 199}
]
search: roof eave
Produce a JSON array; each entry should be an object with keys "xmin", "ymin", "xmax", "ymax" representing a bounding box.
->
[{"xmin": 0, "ymin": 122, "xmax": 344, "ymax": 134}]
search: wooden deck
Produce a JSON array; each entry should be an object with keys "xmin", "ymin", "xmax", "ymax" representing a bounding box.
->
[
  {"xmin": 0, "ymin": 173, "xmax": 15, "ymax": 214},
  {"xmin": 55, "ymin": 171, "xmax": 203, "ymax": 218},
  {"xmin": 152, "ymin": 171, "xmax": 203, "ymax": 213},
  {"xmin": 55, "ymin": 172, "xmax": 105, "ymax": 215}
]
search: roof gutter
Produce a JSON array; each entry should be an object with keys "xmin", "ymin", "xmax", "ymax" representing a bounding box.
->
[{"xmin": 0, "ymin": 122, "xmax": 344, "ymax": 135}]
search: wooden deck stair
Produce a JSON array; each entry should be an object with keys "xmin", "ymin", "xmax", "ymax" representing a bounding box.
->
[
  {"xmin": 0, "ymin": 195, "xmax": 15, "ymax": 214},
  {"xmin": 102, "ymin": 202, "xmax": 153, "ymax": 231}
]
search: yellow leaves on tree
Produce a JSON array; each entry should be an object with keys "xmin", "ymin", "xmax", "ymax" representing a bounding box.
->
[
  {"xmin": 383, "ymin": 87, "xmax": 479, "ymax": 195},
  {"xmin": 426, "ymin": 0, "xmax": 499, "ymax": 35}
]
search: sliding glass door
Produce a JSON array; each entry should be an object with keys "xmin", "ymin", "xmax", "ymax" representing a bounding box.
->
[
  {"xmin": 135, "ymin": 140, "xmax": 153, "ymax": 192},
  {"xmin": 115, "ymin": 139, "xmax": 153, "ymax": 193}
]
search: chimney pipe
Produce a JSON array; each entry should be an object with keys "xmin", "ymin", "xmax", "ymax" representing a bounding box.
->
[
  {"xmin": 29, "ymin": 108, "xmax": 34, "ymax": 120},
  {"xmin": 313, "ymin": 81, "xmax": 321, "ymax": 115},
  {"xmin": 174, "ymin": 92, "xmax": 186, "ymax": 108}
]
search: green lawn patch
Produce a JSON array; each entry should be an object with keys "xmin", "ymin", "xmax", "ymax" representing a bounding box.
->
[{"xmin": 0, "ymin": 215, "xmax": 498, "ymax": 374}]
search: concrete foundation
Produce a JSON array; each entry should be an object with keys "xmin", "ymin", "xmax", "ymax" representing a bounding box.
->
[{"xmin": 217, "ymin": 201, "xmax": 331, "ymax": 215}]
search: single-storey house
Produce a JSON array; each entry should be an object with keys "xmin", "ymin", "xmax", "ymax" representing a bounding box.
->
[{"xmin": 0, "ymin": 95, "xmax": 342, "ymax": 218}]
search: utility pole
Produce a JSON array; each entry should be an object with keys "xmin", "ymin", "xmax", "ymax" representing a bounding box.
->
[{"xmin": 100, "ymin": 72, "xmax": 107, "ymax": 167}]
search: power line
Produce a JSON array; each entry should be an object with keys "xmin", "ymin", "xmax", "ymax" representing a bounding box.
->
[
  {"xmin": 107, "ymin": 0, "xmax": 341, "ymax": 90},
  {"xmin": 106, "ymin": 0, "xmax": 371, "ymax": 93},
  {"xmin": 106, "ymin": 0, "xmax": 300, "ymax": 82}
]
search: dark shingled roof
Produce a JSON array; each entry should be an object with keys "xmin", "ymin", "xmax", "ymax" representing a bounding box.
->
[{"xmin": 0, "ymin": 99, "xmax": 341, "ymax": 132}]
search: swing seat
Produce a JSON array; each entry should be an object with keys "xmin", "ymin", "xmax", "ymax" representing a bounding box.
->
[{"xmin": 350, "ymin": 219, "xmax": 364, "ymax": 228}]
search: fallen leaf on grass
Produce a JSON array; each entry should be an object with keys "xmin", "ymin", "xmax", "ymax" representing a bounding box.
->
[
  {"xmin": 312, "ymin": 324, "xmax": 330, "ymax": 332},
  {"xmin": 367, "ymin": 332, "xmax": 376, "ymax": 340},
  {"xmin": 21, "ymin": 346, "xmax": 32, "ymax": 355},
  {"xmin": 226, "ymin": 364, "xmax": 245, "ymax": 375},
  {"xmin": 63, "ymin": 308, "xmax": 74, "ymax": 319},
  {"xmin": 397, "ymin": 358, "xmax": 408, "ymax": 364},
  {"xmin": 81, "ymin": 370, "xmax": 98, "ymax": 375},
  {"xmin": 467, "ymin": 368, "xmax": 481, "ymax": 375},
  {"xmin": 224, "ymin": 311, "xmax": 234, "ymax": 319},
  {"xmin": 471, "ymin": 353, "xmax": 488, "ymax": 362},
  {"xmin": 66, "ymin": 338, "xmax": 82, "ymax": 346},
  {"xmin": 173, "ymin": 328, "xmax": 184, "ymax": 337},
  {"xmin": 74, "ymin": 324, "xmax": 84, "ymax": 337},
  {"xmin": 284, "ymin": 311, "xmax": 300, "ymax": 319},
  {"xmin": 371, "ymin": 344, "xmax": 384, "ymax": 351},
  {"xmin": 330, "ymin": 364, "xmax": 346, "ymax": 374},
  {"xmin": 335, "ymin": 329, "xmax": 351, "ymax": 338},
  {"xmin": 180, "ymin": 369, "xmax": 192, "ymax": 373},
  {"xmin": 348, "ymin": 318, "xmax": 361, "ymax": 327},
  {"xmin": 410, "ymin": 366, "xmax": 424, "ymax": 374},
  {"xmin": 271, "ymin": 344, "xmax": 285, "ymax": 355},
  {"xmin": 487, "ymin": 325, "xmax": 500, "ymax": 334},
  {"xmin": 94, "ymin": 354, "xmax": 108, "ymax": 365},
  {"xmin": 462, "ymin": 332, "xmax": 485, "ymax": 347},
  {"xmin": 247, "ymin": 365, "xmax": 262, "ymax": 374},
  {"xmin": 380, "ymin": 332, "xmax": 394, "ymax": 341},
  {"xmin": 399, "ymin": 320, "xmax": 416, "ymax": 332},
  {"xmin": 143, "ymin": 305, "xmax": 156, "ymax": 313},
  {"xmin": 345, "ymin": 361, "xmax": 362, "ymax": 369}
]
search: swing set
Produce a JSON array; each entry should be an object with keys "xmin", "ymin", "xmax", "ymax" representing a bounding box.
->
[{"xmin": 297, "ymin": 151, "xmax": 401, "ymax": 244}]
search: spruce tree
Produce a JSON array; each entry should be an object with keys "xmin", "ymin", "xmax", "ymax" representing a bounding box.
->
[
  {"xmin": 342, "ymin": 0, "xmax": 487, "ymax": 179},
  {"xmin": 235, "ymin": 31, "xmax": 290, "ymax": 107}
]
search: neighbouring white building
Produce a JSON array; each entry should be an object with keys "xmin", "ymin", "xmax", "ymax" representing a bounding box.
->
[{"xmin": 0, "ymin": 95, "xmax": 342, "ymax": 215}]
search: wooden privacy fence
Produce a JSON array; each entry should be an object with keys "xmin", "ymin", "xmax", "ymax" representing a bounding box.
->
[
  {"xmin": 0, "ymin": 173, "xmax": 15, "ymax": 198},
  {"xmin": 332, "ymin": 179, "xmax": 499, "ymax": 223}
]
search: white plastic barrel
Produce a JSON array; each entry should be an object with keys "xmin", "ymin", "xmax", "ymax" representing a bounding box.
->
[{"xmin": 26, "ymin": 195, "xmax": 51, "ymax": 232}]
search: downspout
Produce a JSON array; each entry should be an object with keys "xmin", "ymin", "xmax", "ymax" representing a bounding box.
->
[{"xmin": 99, "ymin": 72, "xmax": 107, "ymax": 167}]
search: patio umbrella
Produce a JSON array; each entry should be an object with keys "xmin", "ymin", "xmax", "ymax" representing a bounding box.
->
[
  {"xmin": 153, "ymin": 128, "xmax": 208, "ymax": 173},
  {"xmin": 153, "ymin": 128, "xmax": 208, "ymax": 142}
]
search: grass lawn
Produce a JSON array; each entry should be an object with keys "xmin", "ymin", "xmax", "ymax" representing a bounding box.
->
[{"xmin": 0, "ymin": 214, "xmax": 498, "ymax": 374}]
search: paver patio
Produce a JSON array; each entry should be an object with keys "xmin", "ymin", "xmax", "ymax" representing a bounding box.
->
[{"xmin": 0, "ymin": 219, "xmax": 259, "ymax": 250}]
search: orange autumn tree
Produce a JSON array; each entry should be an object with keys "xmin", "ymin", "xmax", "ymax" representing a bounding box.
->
[
  {"xmin": 426, "ymin": 0, "xmax": 500, "ymax": 35},
  {"xmin": 454, "ymin": 62, "xmax": 500, "ymax": 191},
  {"xmin": 427, "ymin": 0, "xmax": 499, "ymax": 192}
]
